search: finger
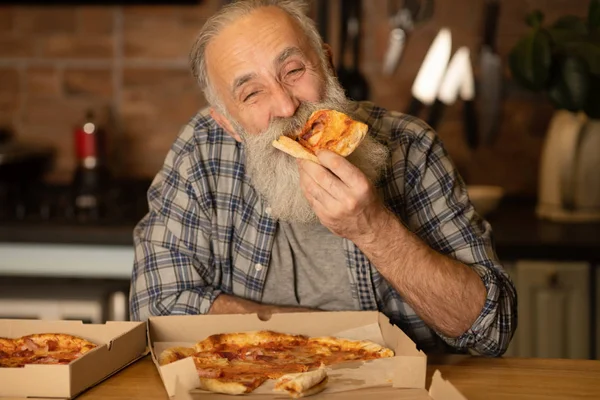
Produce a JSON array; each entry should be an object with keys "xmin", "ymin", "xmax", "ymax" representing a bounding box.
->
[
  {"xmin": 298, "ymin": 165, "xmax": 338, "ymax": 211},
  {"xmin": 297, "ymin": 158, "xmax": 349, "ymax": 202},
  {"xmin": 298, "ymin": 172, "xmax": 327, "ymax": 218},
  {"xmin": 315, "ymin": 149, "xmax": 366, "ymax": 190}
]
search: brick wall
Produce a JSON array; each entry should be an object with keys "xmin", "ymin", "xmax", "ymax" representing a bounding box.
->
[{"xmin": 0, "ymin": 0, "xmax": 590, "ymax": 194}]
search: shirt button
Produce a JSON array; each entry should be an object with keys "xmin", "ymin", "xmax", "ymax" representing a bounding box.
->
[
  {"xmin": 265, "ymin": 207, "xmax": 272, "ymax": 216},
  {"xmin": 255, "ymin": 263, "xmax": 264, "ymax": 272}
]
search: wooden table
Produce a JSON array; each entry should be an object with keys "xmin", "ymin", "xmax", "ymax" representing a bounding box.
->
[{"xmin": 79, "ymin": 355, "xmax": 600, "ymax": 399}]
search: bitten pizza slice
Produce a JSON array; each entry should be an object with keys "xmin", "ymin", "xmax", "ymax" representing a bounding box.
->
[
  {"xmin": 273, "ymin": 365, "xmax": 329, "ymax": 398},
  {"xmin": 198, "ymin": 374, "xmax": 268, "ymax": 395},
  {"xmin": 272, "ymin": 109, "xmax": 368, "ymax": 164}
]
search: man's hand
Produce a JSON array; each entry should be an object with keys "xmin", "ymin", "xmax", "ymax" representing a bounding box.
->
[
  {"xmin": 297, "ymin": 149, "xmax": 391, "ymax": 243},
  {"xmin": 297, "ymin": 150, "xmax": 487, "ymax": 338},
  {"xmin": 209, "ymin": 294, "xmax": 315, "ymax": 316}
]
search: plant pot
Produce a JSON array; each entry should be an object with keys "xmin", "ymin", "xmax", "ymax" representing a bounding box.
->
[{"xmin": 536, "ymin": 110, "xmax": 600, "ymax": 222}]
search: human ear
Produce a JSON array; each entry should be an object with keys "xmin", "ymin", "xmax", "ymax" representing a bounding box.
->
[{"xmin": 322, "ymin": 43, "xmax": 336, "ymax": 77}]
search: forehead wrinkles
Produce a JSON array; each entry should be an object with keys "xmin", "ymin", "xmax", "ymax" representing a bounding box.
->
[{"xmin": 205, "ymin": 7, "xmax": 317, "ymax": 91}]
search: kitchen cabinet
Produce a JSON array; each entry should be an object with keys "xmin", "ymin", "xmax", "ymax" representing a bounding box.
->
[
  {"xmin": 0, "ymin": 243, "xmax": 132, "ymax": 323},
  {"xmin": 502, "ymin": 260, "xmax": 592, "ymax": 360}
]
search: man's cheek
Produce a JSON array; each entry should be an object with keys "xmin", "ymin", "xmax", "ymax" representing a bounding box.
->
[{"xmin": 295, "ymin": 75, "xmax": 324, "ymax": 104}]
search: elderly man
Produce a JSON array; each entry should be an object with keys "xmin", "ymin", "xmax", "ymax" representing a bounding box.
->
[{"xmin": 129, "ymin": 0, "xmax": 517, "ymax": 356}]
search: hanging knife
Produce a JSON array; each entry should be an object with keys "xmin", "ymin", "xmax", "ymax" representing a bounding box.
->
[
  {"xmin": 427, "ymin": 47, "xmax": 479, "ymax": 148},
  {"xmin": 316, "ymin": 0, "xmax": 329, "ymax": 43},
  {"xmin": 460, "ymin": 49, "xmax": 479, "ymax": 149},
  {"xmin": 479, "ymin": 0, "xmax": 503, "ymax": 146},
  {"xmin": 426, "ymin": 46, "xmax": 470, "ymax": 130},
  {"xmin": 383, "ymin": 0, "xmax": 435, "ymax": 76},
  {"xmin": 406, "ymin": 27, "xmax": 452, "ymax": 117}
]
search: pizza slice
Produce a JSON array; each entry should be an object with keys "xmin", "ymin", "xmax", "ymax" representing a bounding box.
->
[
  {"xmin": 272, "ymin": 109, "xmax": 368, "ymax": 164},
  {"xmin": 273, "ymin": 365, "xmax": 329, "ymax": 398},
  {"xmin": 198, "ymin": 374, "xmax": 268, "ymax": 395}
]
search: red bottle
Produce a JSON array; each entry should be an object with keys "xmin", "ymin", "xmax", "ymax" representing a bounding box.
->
[{"xmin": 72, "ymin": 111, "xmax": 110, "ymax": 220}]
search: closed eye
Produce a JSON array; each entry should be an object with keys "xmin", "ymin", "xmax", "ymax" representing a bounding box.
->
[
  {"xmin": 244, "ymin": 91, "xmax": 260, "ymax": 102},
  {"xmin": 287, "ymin": 68, "xmax": 304, "ymax": 76}
]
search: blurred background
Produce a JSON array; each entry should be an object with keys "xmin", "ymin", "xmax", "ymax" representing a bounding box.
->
[{"xmin": 0, "ymin": 0, "xmax": 598, "ymax": 361}]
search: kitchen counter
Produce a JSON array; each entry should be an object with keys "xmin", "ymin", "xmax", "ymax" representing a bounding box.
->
[
  {"xmin": 486, "ymin": 197, "xmax": 600, "ymax": 262},
  {"xmin": 1, "ymin": 196, "xmax": 599, "ymax": 263},
  {"xmin": 78, "ymin": 355, "xmax": 600, "ymax": 399}
]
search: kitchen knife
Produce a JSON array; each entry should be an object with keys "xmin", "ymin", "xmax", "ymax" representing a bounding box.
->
[
  {"xmin": 426, "ymin": 46, "xmax": 471, "ymax": 130},
  {"xmin": 460, "ymin": 49, "xmax": 479, "ymax": 149},
  {"xmin": 383, "ymin": 0, "xmax": 435, "ymax": 76},
  {"xmin": 479, "ymin": 0, "xmax": 503, "ymax": 146},
  {"xmin": 406, "ymin": 28, "xmax": 452, "ymax": 117},
  {"xmin": 316, "ymin": 0, "xmax": 329, "ymax": 43},
  {"xmin": 382, "ymin": 28, "xmax": 406, "ymax": 76}
]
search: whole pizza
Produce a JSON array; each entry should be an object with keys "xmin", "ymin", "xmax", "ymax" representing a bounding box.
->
[
  {"xmin": 158, "ymin": 330, "xmax": 394, "ymax": 398},
  {"xmin": 0, "ymin": 333, "xmax": 97, "ymax": 367}
]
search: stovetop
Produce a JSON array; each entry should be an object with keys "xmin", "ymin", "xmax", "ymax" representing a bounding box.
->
[{"xmin": 0, "ymin": 179, "xmax": 151, "ymax": 226}]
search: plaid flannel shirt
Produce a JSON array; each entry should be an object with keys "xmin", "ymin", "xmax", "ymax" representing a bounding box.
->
[{"xmin": 130, "ymin": 101, "xmax": 517, "ymax": 356}]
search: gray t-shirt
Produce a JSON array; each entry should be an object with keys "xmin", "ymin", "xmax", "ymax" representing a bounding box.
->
[{"xmin": 261, "ymin": 221, "xmax": 358, "ymax": 311}]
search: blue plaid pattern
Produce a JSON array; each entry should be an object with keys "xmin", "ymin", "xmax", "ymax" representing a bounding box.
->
[{"xmin": 130, "ymin": 101, "xmax": 517, "ymax": 356}]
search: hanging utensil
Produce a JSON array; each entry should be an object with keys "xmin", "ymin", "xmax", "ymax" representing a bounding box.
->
[
  {"xmin": 406, "ymin": 27, "xmax": 452, "ymax": 117},
  {"xmin": 382, "ymin": 0, "xmax": 434, "ymax": 76},
  {"xmin": 460, "ymin": 52, "xmax": 479, "ymax": 149},
  {"xmin": 479, "ymin": 0, "xmax": 503, "ymax": 146},
  {"xmin": 426, "ymin": 46, "xmax": 478, "ymax": 149},
  {"xmin": 337, "ymin": 0, "xmax": 370, "ymax": 101},
  {"xmin": 315, "ymin": 0, "xmax": 329, "ymax": 43},
  {"xmin": 336, "ymin": 0, "xmax": 351, "ymax": 92},
  {"xmin": 427, "ymin": 47, "xmax": 471, "ymax": 129},
  {"xmin": 383, "ymin": 0, "xmax": 435, "ymax": 76}
]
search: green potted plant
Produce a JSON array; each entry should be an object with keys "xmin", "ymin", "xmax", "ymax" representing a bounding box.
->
[
  {"xmin": 509, "ymin": 0, "xmax": 599, "ymax": 117},
  {"xmin": 508, "ymin": 0, "xmax": 600, "ymax": 222}
]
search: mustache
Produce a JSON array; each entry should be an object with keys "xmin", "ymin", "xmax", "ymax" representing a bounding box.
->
[{"xmin": 242, "ymin": 99, "xmax": 351, "ymax": 148}]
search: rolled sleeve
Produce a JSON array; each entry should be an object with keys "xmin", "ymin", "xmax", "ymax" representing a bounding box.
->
[
  {"xmin": 436, "ymin": 261, "xmax": 517, "ymax": 356},
  {"xmin": 129, "ymin": 129, "xmax": 219, "ymax": 321},
  {"xmin": 403, "ymin": 127, "xmax": 517, "ymax": 356}
]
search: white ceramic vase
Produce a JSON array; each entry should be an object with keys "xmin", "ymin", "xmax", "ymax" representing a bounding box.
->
[{"xmin": 536, "ymin": 110, "xmax": 600, "ymax": 222}]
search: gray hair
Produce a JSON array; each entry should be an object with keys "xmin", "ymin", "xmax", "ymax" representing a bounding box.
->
[{"xmin": 189, "ymin": 0, "xmax": 326, "ymax": 110}]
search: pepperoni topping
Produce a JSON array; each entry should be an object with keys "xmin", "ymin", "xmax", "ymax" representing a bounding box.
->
[
  {"xmin": 13, "ymin": 349, "xmax": 33, "ymax": 358},
  {"xmin": 218, "ymin": 352, "xmax": 238, "ymax": 361},
  {"xmin": 46, "ymin": 340, "xmax": 58, "ymax": 351}
]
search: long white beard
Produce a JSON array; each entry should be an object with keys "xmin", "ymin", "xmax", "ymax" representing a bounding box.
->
[{"xmin": 229, "ymin": 73, "xmax": 390, "ymax": 225}]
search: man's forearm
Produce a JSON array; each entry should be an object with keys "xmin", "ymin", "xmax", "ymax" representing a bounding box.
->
[
  {"xmin": 355, "ymin": 211, "xmax": 487, "ymax": 338},
  {"xmin": 208, "ymin": 294, "xmax": 314, "ymax": 316}
]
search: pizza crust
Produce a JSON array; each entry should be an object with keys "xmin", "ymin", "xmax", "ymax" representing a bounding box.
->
[
  {"xmin": 158, "ymin": 346, "xmax": 196, "ymax": 366},
  {"xmin": 198, "ymin": 377, "xmax": 252, "ymax": 395},
  {"xmin": 274, "ymin": 366, "xmax": 329, "ymax": 398},
  {"xmin": 272, "ymin": 136, "xmax": 320, "ymax": 163},
  {"xmin": 308, "ymin": 336, "xmax": 394, "ymax": 358},
  {"xmin": 198, "ymin": 375, "xmax": 268, "ymax": 395}
]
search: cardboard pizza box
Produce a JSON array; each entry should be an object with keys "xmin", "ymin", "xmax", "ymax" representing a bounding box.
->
[
  {"xmin": 0, "ymin": 319, "xmax": 148, "ymax": 399},
  {"xmin": 147, "ymin": 311, "xmax": 469, "ymax": 400}
]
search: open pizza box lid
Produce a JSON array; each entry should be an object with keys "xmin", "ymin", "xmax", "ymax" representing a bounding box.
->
[
  {"xmin": 0, "ymin": 319, "xmax": 148, "ymax": 399},
  {"xmin": 147, "ymin": 311, "xmax": 469, "ymax": 400}
]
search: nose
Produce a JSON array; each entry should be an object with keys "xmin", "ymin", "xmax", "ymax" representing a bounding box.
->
[{"xmin": 271, "ymin": 84, "xmax": 299, "ymax": 119}]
